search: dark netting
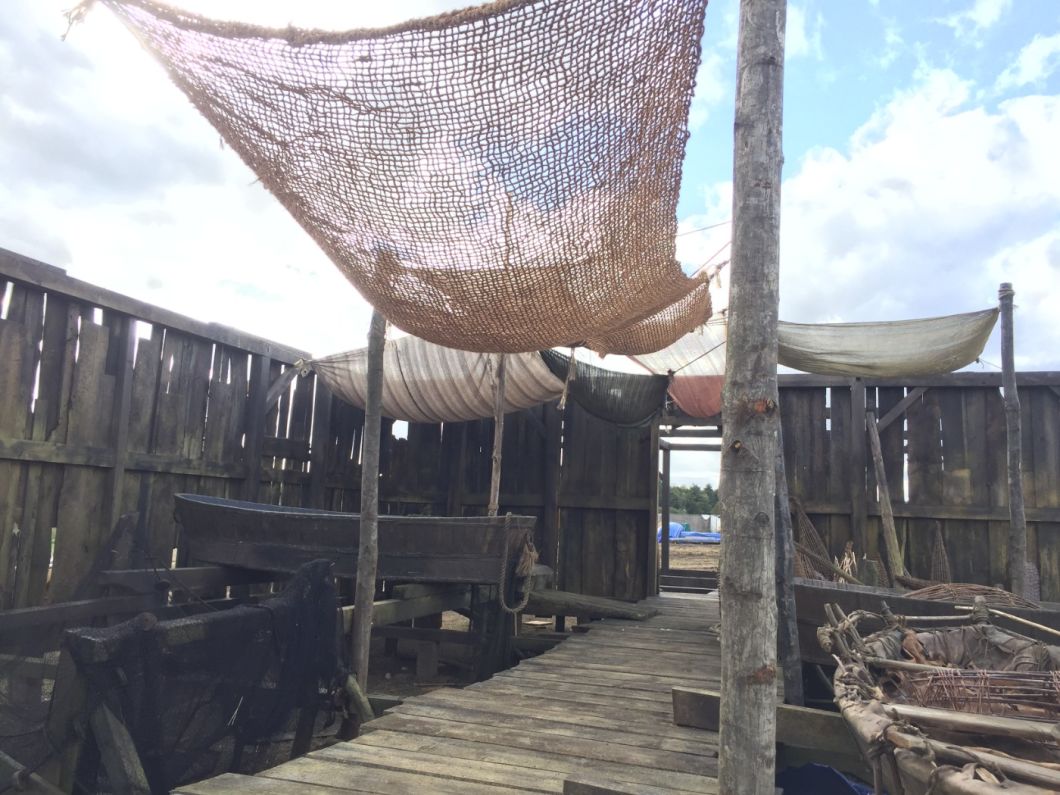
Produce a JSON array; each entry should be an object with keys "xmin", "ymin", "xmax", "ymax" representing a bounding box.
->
[
  {"xmin": 39, "ymin": 560, "xmax": 337, "ymax": 793},
  {"xmin": 540, "ymin": 349, "xmax": 669, "ymax": 427}
]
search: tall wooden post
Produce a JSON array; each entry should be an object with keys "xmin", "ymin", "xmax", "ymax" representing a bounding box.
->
[
  {"xmin": 719, "ymin": 1, "xmax": 786, "ymax": 792},
  {"xmin": 866, "ymin": 410, "xmax": 906, "ymax": 583},
  {"xmin": 487, "ymin": 354, "xmax": 507, "ymax": 517},
  {"xmin": 773, "ymin": 422, "xmax": 803, "ymax": 706},
  {"xmin": 999, "ymin": 283, "xmax": 1028, "ymax": 598},
  {"xmin": 661, "ymin": 444, "xmax": 671, "ymax": 573},
  {"xmin": 351, "ymin": 309, "xmax": 387, "ymax": 690}
]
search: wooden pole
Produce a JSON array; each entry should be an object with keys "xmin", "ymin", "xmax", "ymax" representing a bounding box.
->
[
  {"xmin": 487, "ymin": 354, "xmax": 507, "ymax": 517},
  {"xmin": 719, "ymin": 1, "xmax": 786, "ymax": 791},
  {"xmin": 866, "ymin": 410, "xmax": 906, "ymax": 583},
  {"xmin": 351, "ymin": 309, "xmax": 386, "ymax": 691},
  {"xmin": 999, "ymin": 283, "xmax": 1028, "ymax": 598},
  {"xmin": 660, "ymin": 445, "xmax": 671, "ymax": 573},
  {"xmin": 774, "ymin": 421, "xmax": 803, "ymax": 706}
]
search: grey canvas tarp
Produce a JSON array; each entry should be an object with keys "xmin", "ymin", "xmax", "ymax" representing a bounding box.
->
[{"xmin": 777, "ymin": 308, "xmax": 999, "ymax": 378}]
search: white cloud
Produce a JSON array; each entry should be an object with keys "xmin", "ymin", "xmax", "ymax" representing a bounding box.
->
[
  {"xmin": 689, "ymin": 51, "xmax": 729, "ymax": 130},
  {"xmin": 774, "ymin": 69, "xmax": 1060, "ymax": 367},
  {"xmin": 877, "ymin": 19, "xmax": 904, "ymax": 68},
  {"xmin": 786, "ymin": 5, "xmax": 824, "ymax": 61},
  {"xmin": 940, "ymin": 0, "xmax": 1012, "ymax": 41},
  {"xmin": 996, "ymin": 32, "xmax": 1060, "ymax": 92}
]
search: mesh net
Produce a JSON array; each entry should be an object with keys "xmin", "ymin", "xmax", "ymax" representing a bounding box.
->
[
  {"xmin": 50, "ymin": 560, "xmax": 338, "ymax": 792},
  {"xmin": 95, "ymin": 0, "xmax": 713, "ymax": 354},
  {"xmin": 0, "ymin": 552, "xmax": 337, "ymax": 793},
  {"xmin": 540, "ymin": 349, "xmax": 668, "ymax": 427}
]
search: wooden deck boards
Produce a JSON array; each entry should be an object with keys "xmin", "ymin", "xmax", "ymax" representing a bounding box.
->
[{"xmin": 175, "ymin": 593, "xmax": 721, "ymax": 795}]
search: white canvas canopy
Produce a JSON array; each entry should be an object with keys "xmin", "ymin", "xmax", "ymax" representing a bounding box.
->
[
  {"xmin": 777, "ymin": 308, "xmax": 999, "ymax": 378},
  {"xmin": 311, "ymin": 335, "xmax": 563, "ymax": 424}
]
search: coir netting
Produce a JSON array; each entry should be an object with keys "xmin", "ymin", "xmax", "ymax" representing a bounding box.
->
[
  {"xmin": 45, "ymin": 560, "xmax": 338, "ymax": 793},
  {"xmin": 540, "ymin": 349, "xmax": 669, "ymax": 426},
  {"xmin": 91, "ymin": 0, "xmax": 713, "ymax": 354}
]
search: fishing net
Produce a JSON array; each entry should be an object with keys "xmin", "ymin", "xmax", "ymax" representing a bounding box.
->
[
  {"xmin": 540, "ymin": 349, "xmax": 669, "ymax": 427},
  {"xmin": 47, "ymin": 560, "xmax": 338, "ymax": 793},
  {"xmin": 904, "ymin": 583, "xmax": 1040, "ymax": 610},
  {"xmin": 90, "ymin": 0, "xmax": 713, "ymax": 354}
]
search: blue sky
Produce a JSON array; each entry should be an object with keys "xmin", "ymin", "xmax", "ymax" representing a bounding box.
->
[{"xmin": 2, "ymin": 0, "xmax": 1059, "ymax": 485}]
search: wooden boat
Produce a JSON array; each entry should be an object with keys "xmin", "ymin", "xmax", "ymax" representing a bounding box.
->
[
  {"xmin": 796, "ymin": 577, "xmax": 1060, "ymax": 666},
  {"xmin": 820, "ymin": 599, "xmax": 1060, "ymax": 793},
  {"xmin": 173, "ymin": 494, "xmax": 537, "ymax": 586}
]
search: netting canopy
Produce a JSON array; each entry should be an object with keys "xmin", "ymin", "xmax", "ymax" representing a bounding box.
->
[
  {"xmin": 98, "ymin": 0, "xmax": 712, "ymax": 354},
  {"xmin": 540, "ymin": 349, "xmax": 669, "ymax": 426}
]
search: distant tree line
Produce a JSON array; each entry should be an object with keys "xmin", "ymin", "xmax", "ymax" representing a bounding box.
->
[{"xmin": 667, "ymin": 483, "xmax": 720, "ymax": 515}]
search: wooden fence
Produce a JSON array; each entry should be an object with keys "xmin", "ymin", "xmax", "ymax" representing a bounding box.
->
[
  {"xmin": 0, "ymin": 249, "xmax": 654, "ymax": 610},
  {"xmin": 779, "ymin": 374, "xmax": 1060, "ymax": 601}
]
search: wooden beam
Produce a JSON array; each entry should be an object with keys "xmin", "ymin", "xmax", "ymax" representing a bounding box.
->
[
  {"xmin": 89, "ymin": 704, "xmax": 151, "ymax": 794},
  {"xmin": 849, "ymin": 379, "xmax": 868, "ymax": 556},
  {"xmin": 103, "ymin": 316, "xmax": 136, "ymax": 535},
  {"xmin": 341, "ymin": 586, "xmax": 470, "ymax": 629},
  {"xmin": 660, "ymin": 445, "xmax": 671, "ymax": 573},
  {"xmin": 352, "ymin": 310, "xmax": 386, "ymax": 690},
  {"xmin": 875, "ymin": 386, "xmax": 926, "ymax": 432},
  {"xmin": 778, "ymin": 371, "xmax": 1060, "ymax": 389},
  {"xmin": 647, "ymin": 422, "xmax": 660, "ymax": 595},
  {"xmin": 866, "ymin": 410, "xmax": 906, "ymax": 582},
  {"xmin": 308, "ymin": 387, "xmax": 333, "ymax": 508},
  {"xmin": 525, "ymin": 589, "xmax": 658, "ymax": 620},
  {"xmin": 672, "ymin": 687, "xmax": 863, "ymax": 762},
  {"xmin": 774, "ymin": 421, "xmax": 803, "ymax": 706},
  {"xmin": 542, "ymin": 401, "xmax": 562, "ymax": 573},
  {"xmin": 660, "ymin": 428, "xmax": 723, "ymax": 438},
  {"xmin": 242, "ymin": 355, "xmax": 270, "ymax": 502},
  {"xmin": 719, "ymin": 0, "xmax": 786, "ymax": 790},
  {"xmin": 487, "ymin": 354, "xmax": 507, "ymax": 517},
  {"xmin": 1000, "ymin": 282, "xmax": 1028, "ymax": 598},
  {"xmin": 264, "ymin": 366, "xmax": 300, "ymax": 411}
]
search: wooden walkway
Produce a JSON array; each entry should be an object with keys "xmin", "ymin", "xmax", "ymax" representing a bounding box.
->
[{"xmin": 178, "ymin": 593, "xmax": 721, "ymax": 794}]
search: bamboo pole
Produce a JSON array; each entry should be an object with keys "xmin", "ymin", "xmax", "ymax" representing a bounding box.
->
[
  {"xmin": 866, "ymin": 410, "xmax": 906, "ymax": 583},
  {"xmin": 718, "ymin": 0, "xmax": 787, "ymax": 791},
  {"xmin": 487, "ymin": 354, "xmax": 507, "ymax": 517},
  {"xmin": 999, "ymin": 283, "xmax": 1028, "ymax": 598},
  {"xmin": 774, "ymin": 422, "xmax": 804, "ymax": 706},
  {"xmin": 351, "ymin": 309, "xmax": 386, "ymax": 691}
]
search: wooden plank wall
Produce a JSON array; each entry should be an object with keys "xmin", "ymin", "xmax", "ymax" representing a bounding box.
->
[
  {"xmin": 0, "ymin": 250, "xmax": 656, "ymax": 609},
  {"xmin": 780, "ymin": 376, "xmax": 1060, "ymax": 601}
]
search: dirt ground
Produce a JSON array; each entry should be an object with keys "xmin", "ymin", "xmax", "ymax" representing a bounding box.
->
[{"xmin": 662, "ymin": 541, "xmax": 721, "ymax": 571}]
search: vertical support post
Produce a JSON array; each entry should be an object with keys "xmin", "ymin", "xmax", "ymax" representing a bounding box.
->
[
  {"xmin": 104, "ymin": 315, "xmax": 136, "ymax": 535},
  {"xmin": 647, "ymin": 422, "xmax": 661, "ymax": 594},
  {"xmin": 866, "ymin": 410, "xmax": 906, "ymax": 583},
  {"xmin": 719, "ymin": 0, "xmax": 786, "ymax": 791},
  {"xmin": 243, "ymin": 355, "xmax": 271, "ymax": 503},
  {"xmin": 774, "ymin": 421, "xmax": 803, "ymax": 706},
  {"xmin": 542, "ymin": 401, "xmax": 562, "ymax": 573},
  {"xmin": 849, "ymin": 378, "xmax": 868, "ymax": 556},
  {"xmin": 660, "ymin": 443, "xmax": 671, "ymax": 574},
  {"xmin": 352, "ymin": 310, "xmax": 386, "ymax": 690},
  {"xmin": 308, "ymin": 386, "xmax": 333, "ymax": 509},
  {"xmin": 999, "ymin": 283, "xmax": 1028, "ymax": 598},
  {"xmin": 487, "ymin": 354, "xmax": 507, "ymax": 517}
]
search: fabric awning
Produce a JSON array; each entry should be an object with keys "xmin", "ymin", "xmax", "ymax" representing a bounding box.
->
[{"xmin": 777, "ymin": 309, "xmax": 999, "ymax": 378}]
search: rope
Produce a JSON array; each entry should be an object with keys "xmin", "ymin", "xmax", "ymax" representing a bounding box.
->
[{"xmin": 497, "ymin": 513, "xmax": 536, "ymax": 615}]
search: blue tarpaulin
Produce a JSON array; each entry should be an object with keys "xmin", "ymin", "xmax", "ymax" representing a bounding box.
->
[{"xmin": 657, "ymin": 522, "xmax": 721, "ymax": 544}]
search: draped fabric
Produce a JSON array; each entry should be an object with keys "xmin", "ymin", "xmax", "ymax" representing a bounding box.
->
[
  {"xmin": 632, "ymin": 321, "xmax": 726, "ymax": 418},
  {"xmin": 540, "ymin": 349, "xmax": 670, "ymax": 427},
  {"xmin": 777, "ymin": 309, "xmax": 999, "ymax": 377},
  {"xmin": 97, "ymin": 0, "xmax": 712, "ymax": 354},
  {"xmin": 311, "ymin": 336, "xmax": 563, "ymax": 423}
]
